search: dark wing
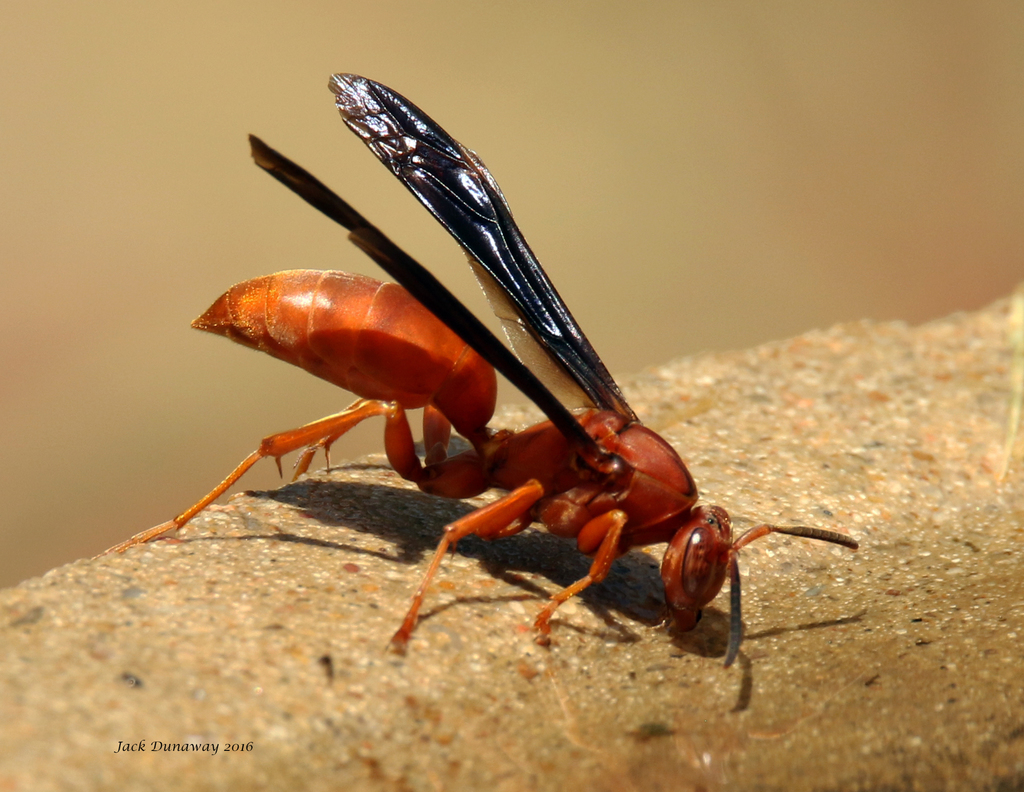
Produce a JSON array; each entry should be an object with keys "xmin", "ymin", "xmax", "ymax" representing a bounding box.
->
[
  {"xmin": 248, "ymin": 135, "xmax": 611, "ymax": 469},
  {"xmin": 330, "ymin": 74, "xmax": 636, "ymax": 421}
]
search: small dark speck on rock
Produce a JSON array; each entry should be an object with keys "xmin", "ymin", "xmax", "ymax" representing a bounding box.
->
[
  {"xmin": 9, "ymin": 606, "xmax": 44, "ymax": 627},
  {"xmin": 631, "ymin": 722, "xmax": 675, "ymax": 741},
  {"xmin": 319, "ymin": 654, "xmax": 334, "ymax": 684}
]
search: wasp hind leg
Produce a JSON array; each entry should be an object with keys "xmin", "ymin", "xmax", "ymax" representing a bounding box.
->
[{"xmin": 100, "ymin": 398, "xmax": 407, "ymax": 556}]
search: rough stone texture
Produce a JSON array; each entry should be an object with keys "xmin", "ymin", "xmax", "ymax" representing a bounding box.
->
[{"xmin": 3, "ymin": 296, "xmax": 1023, "ymax": 791}]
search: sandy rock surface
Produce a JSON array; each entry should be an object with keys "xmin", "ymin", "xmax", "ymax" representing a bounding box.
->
[{"xmin": 3, "ymin": 296, "xmax": 1023, "ymax": 791}]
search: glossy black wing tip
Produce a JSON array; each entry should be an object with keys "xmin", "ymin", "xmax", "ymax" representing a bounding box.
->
[
  {"xmin": 249, "ymin": 133, "xmax": 272, "ymax": 166},
  {"xmin": 329, "ymin": 74, "xmax": 372, "ymax": 120},
  {"xmin": 329, "ymin": 73, "xmax": 364, "ymax": 100},
  {"xmin": 329, "ymin": 75, "xmax": 415, "ymax": 179},
  {"xmin": 248, "ymin": 135, "xmax": 371, "ymax": 234},
  {"xmin": 330, "ymin": 74, "xmax": 464, "ymax": 171},
  {"xmin": 329, "ymin": 74, "xmax": 409, "ymax": 129}
]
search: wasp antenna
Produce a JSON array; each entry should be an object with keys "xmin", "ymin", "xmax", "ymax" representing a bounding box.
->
[
  {"xmin": 733, "ymin": 523, "xmax": 858, "ymax": 553},
  {"xmin": 724, "ymin": 554, "xmax": 743, "ymax": 668},
  {"xmin": 723, "ymin": 523, "xmax": 856, "ymax": 667}
]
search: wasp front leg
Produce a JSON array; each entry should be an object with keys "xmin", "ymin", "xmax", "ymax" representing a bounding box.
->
[{"xmin": 533, "ymin": 509, "xmax": 629, "ymax": 642}]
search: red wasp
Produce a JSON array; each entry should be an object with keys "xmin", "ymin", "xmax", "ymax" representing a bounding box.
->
[{"xmin": 108, "ymin": 75, "xmax": 857, "ymax": 665}]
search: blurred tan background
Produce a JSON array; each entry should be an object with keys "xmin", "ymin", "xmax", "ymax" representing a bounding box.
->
[{"xmin": 2, "ymin": 1, "xmax": 1021, "ymax": 587}]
